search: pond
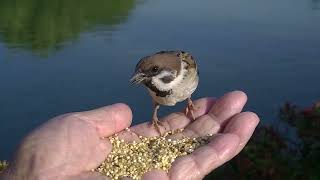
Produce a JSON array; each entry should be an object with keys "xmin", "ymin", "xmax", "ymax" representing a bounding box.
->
[{"xmin": 0, "ymin": 0, "xmax": 319, "ymax": 160}]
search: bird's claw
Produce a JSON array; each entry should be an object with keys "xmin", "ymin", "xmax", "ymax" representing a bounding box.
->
[
  {"xmin": 185, "ymin": 98, "xmax": 197, "ymax": 120},
  {"xmin": 152, "ymin": 116, "xmax": 164, "ymax": 135}
]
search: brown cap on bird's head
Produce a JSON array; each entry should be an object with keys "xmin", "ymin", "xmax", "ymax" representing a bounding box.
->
[{"xmin": 130, "ymin": 51, "xmax": 182, "ymax": 85}]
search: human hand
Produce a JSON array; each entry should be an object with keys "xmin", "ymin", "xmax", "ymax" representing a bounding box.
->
[
  {"xmin": 1, "ymin": 103, "xmax": 132, "ymax": 180},
  {"xmin": 123, "ymin": 91, "xmax": 259, "ymax": 179},
  {"xmin": 0, "ymin": 91, "xmax": 259, "ymax": 180}
]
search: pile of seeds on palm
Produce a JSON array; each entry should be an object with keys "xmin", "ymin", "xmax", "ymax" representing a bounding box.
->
[{"xmin": 95, "ymin": 129, "xmax": 212, "ymax": 180}]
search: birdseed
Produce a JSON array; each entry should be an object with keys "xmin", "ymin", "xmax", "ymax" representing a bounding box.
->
[{"xmin": 95, "ymin": 129, "xmax": 212, "ymax": 180}]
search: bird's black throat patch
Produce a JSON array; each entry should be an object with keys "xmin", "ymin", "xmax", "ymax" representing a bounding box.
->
[{"xmin": 144, "ymin": 81, "xmax": 172, "ymax": 97}]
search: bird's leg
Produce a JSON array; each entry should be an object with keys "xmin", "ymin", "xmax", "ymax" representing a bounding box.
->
[
  {"xmin": 152, "ymin": 101, "xmax": 163, "ymax": 134},
  {"xmin": 185, "ymin": 97, "xmax": 197, "ymax": 120}
]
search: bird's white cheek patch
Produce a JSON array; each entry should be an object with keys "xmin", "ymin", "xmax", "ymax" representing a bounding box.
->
[
  {"xmin": 156, "ymin": 71, "xmax": 174, "ymax": 79},
  {"xmin": 152, "ymin": 71, "xmax": 175, "ymax": 91},
  {"xmin": 152, "ymin": 62, "xmax": 187, "ymax": 91}
]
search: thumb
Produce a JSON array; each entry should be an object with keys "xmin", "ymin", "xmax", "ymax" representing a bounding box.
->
[{"xmin": 77, "ymin": 103, "xmax": 132, "ymax": 137}]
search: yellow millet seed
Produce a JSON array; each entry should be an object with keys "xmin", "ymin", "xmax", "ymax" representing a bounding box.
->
[{"xmin": 95, "ymin": 129, "xmax": 212, "ymax": 180}]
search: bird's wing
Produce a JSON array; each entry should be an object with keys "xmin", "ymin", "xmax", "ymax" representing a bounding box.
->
[{"xmin": 180, "ymin": 51, "xmax": 198, "ymax": 75}]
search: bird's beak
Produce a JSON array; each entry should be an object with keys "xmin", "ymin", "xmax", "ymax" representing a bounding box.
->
[{"xmin": 130, "ymin": 72, "xmax": 147, "ymax": 85}]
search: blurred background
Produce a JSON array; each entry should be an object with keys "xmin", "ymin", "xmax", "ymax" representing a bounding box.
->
[{"xmin": 0, "ymin": 0, "xmax": 319, "ymax": 179}]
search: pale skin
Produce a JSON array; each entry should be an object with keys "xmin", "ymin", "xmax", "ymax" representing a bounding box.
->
[{"xmin": 0, "ymin": 91, "xmax": 259, "ymax": 180}]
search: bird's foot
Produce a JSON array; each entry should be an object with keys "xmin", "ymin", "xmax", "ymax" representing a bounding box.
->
[
  {"xmin": 185, "ymin": 98, "xmax": 197, "ymax": 120},
  {"xmin": 152, "ymin": 117, "xmax": 164, "ymax": 135}
]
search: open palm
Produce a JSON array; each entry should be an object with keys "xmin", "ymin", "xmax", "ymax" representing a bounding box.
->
[{"xmin": 1, "ymin": 91, "xmax": 259, "ymax": 180}]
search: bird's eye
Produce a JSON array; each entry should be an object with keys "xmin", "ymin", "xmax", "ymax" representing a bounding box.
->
[{"xmin": 152, "ymin": 66, "xmax": 159, "ymax": 73}]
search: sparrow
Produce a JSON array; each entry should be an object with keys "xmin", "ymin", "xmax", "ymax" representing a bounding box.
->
[{"xmin": 130, "ymin": 50, "xmax": 199, "ymax": 134}]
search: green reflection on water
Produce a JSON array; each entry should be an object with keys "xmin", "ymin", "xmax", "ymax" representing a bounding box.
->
[{"xmin": 0, "ymin": 0, "xmax": 136, "ymax": 54}]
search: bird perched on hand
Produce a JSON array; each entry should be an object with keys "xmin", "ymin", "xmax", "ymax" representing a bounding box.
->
[{"xmin": 130, "ymin": 50, "xmax": 199, "ymax": 134}]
